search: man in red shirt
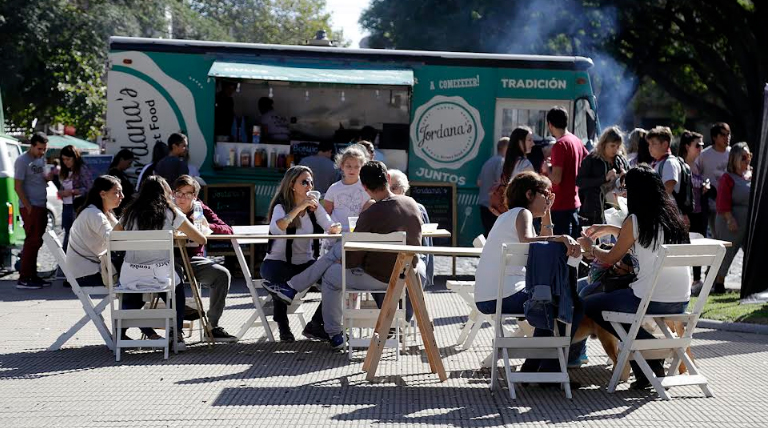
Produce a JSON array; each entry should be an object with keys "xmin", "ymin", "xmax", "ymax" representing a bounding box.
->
[{"xmin": 546, "ymin": 107, "xmax": 589, "ymax": 238}]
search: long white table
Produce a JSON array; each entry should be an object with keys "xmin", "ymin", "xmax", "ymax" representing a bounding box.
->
[{"xmin": 178, "ymin": 227, "xmax": 452, "ymax": 342}]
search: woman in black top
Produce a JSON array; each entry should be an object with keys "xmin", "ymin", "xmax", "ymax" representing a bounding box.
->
[{"xmin": 577, "ymin": 126, "xmax": 629, "ymax": 226}]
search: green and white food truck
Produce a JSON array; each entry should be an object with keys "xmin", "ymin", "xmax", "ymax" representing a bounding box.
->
[{"xmin": 105, "ymin": 36, "xmax": 599, "ymax": 246}]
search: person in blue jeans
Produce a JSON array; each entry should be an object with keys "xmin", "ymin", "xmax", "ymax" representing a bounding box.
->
[
  {"xmin": 578, "ymin": 165, "xmax": 691, "ymax": 390},
  {"xmin": 473, "ymin": 171, "xmax": 581, "ymax": 325}
]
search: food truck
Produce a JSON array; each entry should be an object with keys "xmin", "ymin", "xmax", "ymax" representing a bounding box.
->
[{"xmin": 105, "ymin": 36, "xmax": 599, "ymax": 246}]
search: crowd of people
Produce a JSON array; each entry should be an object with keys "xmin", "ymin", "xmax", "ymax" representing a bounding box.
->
[
  {"xmin": 476, "ymin": 107, "xmax": 752, "ymax": 382},
  {"xmin": 12, "ymin": 109, "xmax": 751, "ymax": 368}
]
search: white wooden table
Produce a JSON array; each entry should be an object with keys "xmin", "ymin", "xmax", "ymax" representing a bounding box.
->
[{"xmin": 343, "ymin": 242, "xmax": 482, "ymax": 381}]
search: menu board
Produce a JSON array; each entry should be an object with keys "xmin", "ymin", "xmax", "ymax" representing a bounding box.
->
[
  {"xmin": 409, "ymin": 182, "xmax": 456, "ymax": 246},
  {"xmin": 290, "ymin": 141, "xmax": 319, "ymax": 164},
  {"xmin": 203, "ymin": 183, "xmax": 255, "ymax": 252}
]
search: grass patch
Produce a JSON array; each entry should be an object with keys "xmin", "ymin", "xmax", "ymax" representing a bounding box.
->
[{"xmin": 690, "ymin": 293, "xmax": 768, "ymax": 325}]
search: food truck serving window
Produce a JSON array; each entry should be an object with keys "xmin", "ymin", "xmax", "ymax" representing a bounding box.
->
[{"xmin": 208, "ymin": 61, "xmax": 414, "ymax": 86}]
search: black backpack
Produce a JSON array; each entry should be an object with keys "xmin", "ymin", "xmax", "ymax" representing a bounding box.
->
[{"xmin": 659, "ymin": 156, "xmax": 694, "ymax": 215}]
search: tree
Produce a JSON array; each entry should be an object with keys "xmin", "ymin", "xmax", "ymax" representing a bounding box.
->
[
  {"xmin": 361, "ymin": 0, "xmax": 768, "ymax": 143},
  {"xmin": 189, "ymin": 0, "xmax": 344, "ymax": 45},
  {"xmin": 0, "ymin": 0, "xmax": 343, "ymax": 139}
]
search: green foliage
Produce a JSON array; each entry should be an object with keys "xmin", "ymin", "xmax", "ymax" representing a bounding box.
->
[
  {"xmin": 0, "ymin": 0, "xmax": 341, "ymax": 139},
  {"xmin": 361, "ymin": 0, "xmax": 768, "ymax": 142}
]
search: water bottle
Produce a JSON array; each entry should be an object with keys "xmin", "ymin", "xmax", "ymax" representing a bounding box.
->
[{"xmin": 193, "ymin": 201, "xmax": 204, "ymax": 231}]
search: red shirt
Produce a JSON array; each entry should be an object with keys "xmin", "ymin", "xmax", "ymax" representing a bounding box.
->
[
  {"xmin": 550, "ymin": 133, "xmax": 588, "ymax": 211},
  {"xmin": 183, "ymin": 201, "xmax": 233, "ymax": 257}
]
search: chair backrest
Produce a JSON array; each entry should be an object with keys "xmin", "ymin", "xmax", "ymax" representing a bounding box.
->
[
  {"xmin": 106, "ymin": 230, "xmax": 175, "ymax": 290},
  {"xmin": 231, "ymin": 225, "xmax": 269, "ymax": 244},
  {"xmin": 627, "ymin": 243, "xmax": 727, "ymax": 340},
  {"xmin": 43, "ymin": 230, "xmax": 102, "ymax": 295},
  {"xmin": 495, "ymin": 243, "xmax": 530, "ymax": 318},
  {"xmin": 341, "ymin": 231, "xmax": 407, "ymax": 292}
]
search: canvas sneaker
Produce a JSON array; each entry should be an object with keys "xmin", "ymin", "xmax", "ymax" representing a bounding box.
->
[
  {"xmin": 302, "ymin": 321, "xmax": 330, "ymax": 341},
  {"xmin": 206, "ymin": 326, "xmax": 237, "ymax": 342},
  {"xmin": 16, "ymin": 279, "xmax": 43, "ymax": 290},
  {"xmin": 263, "ymin": 280, "xmax": 297, "ymax": 305},
  {"xmin": 329, "ymin": 333, "xmax": 345, "ymax": 351}
]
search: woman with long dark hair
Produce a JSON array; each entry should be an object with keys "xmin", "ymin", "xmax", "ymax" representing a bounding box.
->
[
  {"xmin": 261, "ymin": 165, "xmax": 341, "ymax": 342},
  {"xmin": 489, "ymin": 126, "xmax": 535, "ymax": 216},
  {"xmin": 114, "ymin": 176, "xmax": 206, "ymax": 348},
  {"xmin": 65, "ymin": 175, "xmax": 123, "ymax": 287},
  {"xmin": 108, "ymin": 149, "xmax": 136, "ymax": 216},
  {"xmin": 577, "ymin": 126, "xmax": 629, "ymax": 226},
  {"xmin": 58, "ymin": 145, "xmax": 93, "ymax": 251},
  {"xmin": 578, "ymin": 164, "xmax": 690, "ymax": 389}
]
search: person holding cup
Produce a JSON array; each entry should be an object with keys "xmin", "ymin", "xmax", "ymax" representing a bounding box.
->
[{"xmin": 261, "ymin": 166, "xmax": 342, "ymax": 342}]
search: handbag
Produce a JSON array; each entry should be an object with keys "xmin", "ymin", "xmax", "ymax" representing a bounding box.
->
[{"xmin": 70, "ymin": 246, "xmax": 119, "ymax": 287}]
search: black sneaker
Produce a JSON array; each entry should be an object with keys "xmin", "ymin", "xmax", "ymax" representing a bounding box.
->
[
  {"xmin": 16, "ymin": 279, "xmax": 43, "ymax": 290},
  {"xmin": 302, "ymin": 321, "xmax": 330, "ymax": 341},
  {"xmin": 280, "ymin": 329, "xmax": 295, "ymax": 343},
  {"xmin": 31, "ymin": 276, "xmax": 52, "ymax": 287},
  {"xmin": 206, "ymin": 326, "xmax": 237, "ymax": 342},
  {"xmin": 711, "ymin": 283, "xmax": 726, "ymax": 295}
]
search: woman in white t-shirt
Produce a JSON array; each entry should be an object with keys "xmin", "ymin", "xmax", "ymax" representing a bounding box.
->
[
  {"xmin": 114, "ymin": 176, "xmax": 206, "ymax": 348},
  {"xmin": 261, "ymin": 166, "xmax": 341, "ymax": 342},
  {"xmin": 578, "ymin": 164, "xmax": 690, "ymax": 389},
  {"xmin": 475, "ymin": 172, "xmax": 581, "ymax": 315},
  {"xmin": 66, "ymin": 175, "xmax": 123, "ymax": 287}
]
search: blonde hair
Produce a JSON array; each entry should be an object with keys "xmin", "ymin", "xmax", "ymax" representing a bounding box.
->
[
  {"xmin": 335, "ymin": 144, "xmax": 369, "ymax": 170},
  {"xmin": 267, "ymin": 165, "xmax": 313, "ymax": 229},
  {"xmin": 594, "ymin": 126, "xmax": 624, "ymax": 161}
]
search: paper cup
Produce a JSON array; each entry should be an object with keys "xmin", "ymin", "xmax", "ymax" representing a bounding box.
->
[{"xmin": 348, "ymin": 216, "xmax": 359, "ymax": 232}]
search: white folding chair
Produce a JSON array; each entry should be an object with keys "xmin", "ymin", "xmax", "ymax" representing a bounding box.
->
[
  {"xmin": 604, "ymin": 243, "xmax": 726, "ymax": 400},
  {"xmin": 447, "ymin": 235, "xmax": 533, "ymax": 351},
  {"xmin": 341, "ymin": 231, "xmax": 407, "ymax": 360},
  {"xmin": 490, "ymin": 243, "xmax": 573, "ymax": 400},
  {"xmin": 107, "ymin": 230, "xmax": 177, "ymax": 361},
  {"xmin": 43, "ymin": 230, "xmax": 114, "ymax": 351}
]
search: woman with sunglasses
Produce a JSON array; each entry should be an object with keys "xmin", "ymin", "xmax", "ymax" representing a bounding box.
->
[
  {"xmin": 678, "ymin": 130, "xmax": 710, "ymax": 294},
  {"xmin": 262, "ymin": 166, "xmax": 342, "ymax": 342},
  {"xmin": 713, "ymin": 142, "xmax": 752, "ymax": 294}
]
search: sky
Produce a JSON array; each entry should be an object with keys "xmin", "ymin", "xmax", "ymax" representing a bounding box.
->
[{"xmin": 324, "ymin": 0, "xmax": 372, "ymax": 48}]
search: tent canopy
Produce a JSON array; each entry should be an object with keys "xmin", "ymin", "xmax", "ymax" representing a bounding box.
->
[{"xmin": 44, "ymin": 135, "xmax": 100, "ymax": 152}]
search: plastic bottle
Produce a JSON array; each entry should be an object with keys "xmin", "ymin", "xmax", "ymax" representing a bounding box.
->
[{"xmin": 193, "ymin": 201, "xmax": 204, "ymax": 232}]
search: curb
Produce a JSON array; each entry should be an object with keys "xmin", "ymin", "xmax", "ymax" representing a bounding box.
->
[{"xmin": 698, "ymin": 318, "xmax": 768, "ymax": 335}]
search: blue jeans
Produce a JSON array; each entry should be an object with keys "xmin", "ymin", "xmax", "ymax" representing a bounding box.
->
[
  {"xmin": 570, "ymin": 278, "xmax": 594, "ymax": 363},
  {"xmin": 62, "ymin": 203, "xmax": 75, "ymax": 251},
  {"xmin": 583, "ymin": 288, "xmax": 687, "ymax": 383},
  {"xmin": 551, "ymin": 209, "xmax": 580, "ymax": 239},
  {"xmin": 476, "ymin": 289, "xmax": 528, "ymax": 315},
  {"xmin": 260, "ymin": 259, "xmax": 323, "ymax": 327}
]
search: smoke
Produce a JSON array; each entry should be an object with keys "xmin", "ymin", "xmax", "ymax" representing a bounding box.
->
[{"xmin": 487, "ymin": 0, "xmax": 638, "ymax": 129}]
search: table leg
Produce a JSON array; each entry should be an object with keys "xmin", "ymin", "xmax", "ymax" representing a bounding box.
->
[
  {"xmin": 405, "ymin": 266, "xmax": 446, "ymax": 381},
  {"xmin": 232, "ymin": 239, "xmax": 274, "ymax": 341},
  {"xmin": 363, "ymin": 254, "xmax": 408, "ymax": 377},
  {"xmin": 176, "ymin": 241, "xmax": 215, "ymax": 347}
]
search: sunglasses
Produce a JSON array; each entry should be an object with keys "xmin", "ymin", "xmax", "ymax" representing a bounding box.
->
[
  {"xmin": 300, "ymin": 179, "xmax": 313, "ymax": 187},
  {"xmin": 696, "ymin": 142, "xmax": 705, "ymax": 148},
  {"xmin": 742, "ymin": 155, "xmax": 751, "ymax": 162}
]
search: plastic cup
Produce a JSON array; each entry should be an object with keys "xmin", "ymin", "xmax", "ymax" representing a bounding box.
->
[
  {"xmin": 348, "ymin": 216, "xmax": 359, "ymax": 232},
  {"xmin": 308, "ymin": 190, "xmax": 321, "ymax": 201}
]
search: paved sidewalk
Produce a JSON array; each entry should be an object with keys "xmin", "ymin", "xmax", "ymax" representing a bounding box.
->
[{"xmin": 1, "ymin": 276, "xmax": 767, "ymax": 427}]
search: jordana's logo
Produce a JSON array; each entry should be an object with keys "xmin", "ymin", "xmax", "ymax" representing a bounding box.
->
[{"xmin": 411, "ymin": 96, "xmax": 484, "ymax": 169}]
